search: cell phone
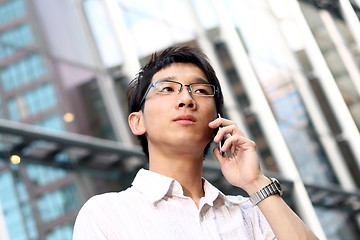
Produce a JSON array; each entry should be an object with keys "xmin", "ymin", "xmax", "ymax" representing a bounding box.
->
[{"xmin": 217, "ymin": 114, "xmax": 225, "ymax": 156}]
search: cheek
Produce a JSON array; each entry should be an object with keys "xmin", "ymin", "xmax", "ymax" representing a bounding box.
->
[{"xmin": 142, "ymin": 104, "xmax": 166, "ymax": 130}]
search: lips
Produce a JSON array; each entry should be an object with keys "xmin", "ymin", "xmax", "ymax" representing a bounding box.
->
[{"xmin": 174, "ymin": 114, "xmax": 197, "ymax": 125}]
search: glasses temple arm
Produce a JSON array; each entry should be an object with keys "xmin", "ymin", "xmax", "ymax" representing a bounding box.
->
[{"xmin": 140, "ymin": 83, "xmax": 155, "ymax": 106}]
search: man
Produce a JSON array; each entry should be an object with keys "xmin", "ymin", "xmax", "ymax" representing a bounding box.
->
[{"xmin": 73, "ymin": 46, "xmax": 318, "ymax": 239}]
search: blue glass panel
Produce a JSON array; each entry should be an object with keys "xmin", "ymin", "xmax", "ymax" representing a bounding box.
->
[
  {"xmin": 23, "ymin": 83, "xmax": 57, "ymax": 115},
  {"xmin": 26, "ymin": 164, "xmax": 66, "ymax": 186},
  {"xmin": 0, "ymin": 54, "xmax": 46, "ymax": 92},
  {"xmin": 0, "ymin": 0, "xmax": 26, "ymax": 27},
  {"xmin": 46, "ymin": 222, "xmax": 74, "ymax": 240},
  {"xmin": 37, "ymin": 184, "xmax": 80, "ymax": 222},
  {"xmin": 35, "ymin": 115, "xmax": 65, "ymax": 131},
  {"xmin": 6, "ymin": 83, "xmax": 58, "ymax": 119},
  {"xmin": 0, "ymin": 23, "xmax": 34, "ymax": 62},
  {"xmin": 0, "ymin": 170, "xmax": 31, "ymax": 240},
  {"xmin": 6, "ymin": 98, "xmax": 19, "ymax": 121}
]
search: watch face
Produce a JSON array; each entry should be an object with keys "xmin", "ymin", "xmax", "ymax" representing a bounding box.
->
[{"xmin": 271, "ymin": 178, "xmax": 283, "ymax": 196}]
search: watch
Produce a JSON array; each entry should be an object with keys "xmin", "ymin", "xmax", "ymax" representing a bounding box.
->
[{"xmin": 249, "ymin": 178, "xmax": 283, "ymax": 206}]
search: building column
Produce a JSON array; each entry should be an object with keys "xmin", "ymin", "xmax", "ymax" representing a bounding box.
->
[
  {"xmin": 103, "ymin": 0, "xmax": 141, "ymax": 81},
  {"xmin": 208, "ymin": 0, "xmax": 326, "ymax": 238},
  {"xmin": 267, "ymin": 0, "xmax": 357, "ymax": 191},
  {"xmin": 319, "ymin": 9, "xmax": 360, "ymax": 100},
  {"xmin": 288, "ymin": 0, "xmax": 360, "ymax": 175},
  {"xmin": 339, "ymin": 0, "xmax": 360, "ymax": 51},
  {"xmin": 75, "ymin": 0, "xmax": 133, "ymax": 144}
]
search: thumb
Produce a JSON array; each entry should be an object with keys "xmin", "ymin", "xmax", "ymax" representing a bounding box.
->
[{"xmin": 213, "ymin": 147, "xmax": 227, "ymax": 166}]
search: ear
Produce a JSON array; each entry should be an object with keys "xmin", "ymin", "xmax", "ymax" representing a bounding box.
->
[{"xmin": 128, "ymin": 111, "xmax": 146, "ymax": 135}]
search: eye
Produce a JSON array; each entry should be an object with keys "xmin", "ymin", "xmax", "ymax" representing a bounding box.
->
[
  {"xmin": 193, "ymin": 85, "xmax": 213, "ymax": 95},
  {"xmin": 156, "ymin": 82, "xmax": 177, "ymax": 93},
  {"xmin": 194, "ymin": 88, "xmax": 207, "ymax": 94},
  {"xmin": 159, "ymin": 86, "xmax": 175, "ymax": 93}
]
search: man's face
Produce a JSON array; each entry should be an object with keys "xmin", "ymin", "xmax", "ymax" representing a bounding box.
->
[{"xmin": 141, "ymin": 62, "xmax": 217, "ymax": 155}]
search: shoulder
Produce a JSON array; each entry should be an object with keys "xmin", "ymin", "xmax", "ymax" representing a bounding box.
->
[
  {"xmin": 73, "ymin": 191, "xmax": 134, "ymax": 240},
  {"xmin": 73, "ymin": 188, "xmax": 141, "ymax": 238},
  {"xmin": 79, "ymin": 187, "xmax": 139, "ymax": 214}
]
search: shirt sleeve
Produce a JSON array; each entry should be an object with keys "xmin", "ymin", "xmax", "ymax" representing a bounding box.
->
[{"xmin": 72, "ymin": 196, "xmax": 122, "ymax": 240}]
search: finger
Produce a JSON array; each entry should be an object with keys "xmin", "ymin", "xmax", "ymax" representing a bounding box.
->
[
  {"xmin": 220, "ymin": 135, "xmax": 237, "ymax": 153},
  {"xmin": 214, "ymin": 127, "xmax": 231, "ymax": 143},
  {"xmin": 221, "ymin": 135, "xmax": 256, "ymax": 153},
  {"xmin": 213, "ymin": 123, "xmax": 241, "ymax": 143},
  {"xmin": 213, "ymin": 147, "xmax": 227, "ymax": 165},
  {"xmin": 209, "ymin": 116, "xmax": 236, "ymax": 128},
  {"xmin": 208, "ymin": 118, "xmax": 223, "ymax": 129}
]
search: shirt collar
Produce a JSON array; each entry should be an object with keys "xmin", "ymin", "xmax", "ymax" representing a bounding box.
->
[
  {"xmin": 131, "ymin": 168, "xmax": 248, "ymax": 206},
  {"xmin": 132, "ymin": 169, "xmax": 178, "ymax": 204}
]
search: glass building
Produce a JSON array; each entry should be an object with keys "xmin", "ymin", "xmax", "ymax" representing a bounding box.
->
[
  {"xmin": 1, "ymin": 0, "xmax": 360, "ymax": 239},
  {"xmin": 0, "ymin": 0, "xmax": 118, "ymax": 239}
]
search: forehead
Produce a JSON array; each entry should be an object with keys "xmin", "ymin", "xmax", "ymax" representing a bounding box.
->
[{"xmin": 152, "ymin": 62, "xmax": 208, "ymax": 83}]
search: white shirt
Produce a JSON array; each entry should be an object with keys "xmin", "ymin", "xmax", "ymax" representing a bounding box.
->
[{"xmin": 73, "ymin": 169, "xmax": 276, "ymax": 240}]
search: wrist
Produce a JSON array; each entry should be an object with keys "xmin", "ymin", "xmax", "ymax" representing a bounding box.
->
[
  {"xmin": 244, "ymin": 175, "xmax": 271, "ymax": 196},
  {"xmin": 249, "ymin": 177, "xmax": 283, "ymax": 205}
]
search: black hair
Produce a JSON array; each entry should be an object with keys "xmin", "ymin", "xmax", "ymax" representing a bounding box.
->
[{"xmin": 127, "ymin": 46, "xmax": 224, "ymax": 158}]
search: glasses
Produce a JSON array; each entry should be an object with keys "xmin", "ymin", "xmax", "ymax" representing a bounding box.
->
[{"xmin": 140, "ymin": 80, "xmax": 218, "ymax": 106}]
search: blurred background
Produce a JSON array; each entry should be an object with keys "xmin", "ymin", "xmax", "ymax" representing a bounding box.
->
[{"xmin": 0, "ymin": 0, "xmax": 360, "ymax": 239}]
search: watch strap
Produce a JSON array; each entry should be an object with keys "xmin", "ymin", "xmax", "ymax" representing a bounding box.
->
[{"xmin": 249, "ymin": 178, "xmax": 282, "ymax": 205}]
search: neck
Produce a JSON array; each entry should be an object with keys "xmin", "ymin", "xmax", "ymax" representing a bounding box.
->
[{"xmin": 148, "ymin": 147, "xmax": 205, "ymax": 207}]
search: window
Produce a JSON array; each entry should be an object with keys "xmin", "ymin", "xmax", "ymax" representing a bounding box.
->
[
  {"xmin": 46, "ymin": 222, "xmax": 74, "ymax": 240},
  {"xmin": 1, "ymin": 54, "xmax": 47, "ymax": 92},
  {"xmin": 24, "ymin": 83, "xmax": 57, "ymax": 115},
  {"xmin": 6, "ymin": 83, "xmax": 58, "ymax": 120},
  {"xmin": 0, "ymin": 0, "xmax": 26, "ymax": 27},
  {"xmin": 35, "ymin": 115, "xmax": 65, "ymax": 131},
  {"xmin": 6, "ymin": 98, "xmax": 19, "ymax": 121},
  {"xmin": 26, "ymin": 164, "xmax": 66, "ymax": 186},
  {"xmin": 37, "ymin": 184, "xmax": 80, "ymax": 222},
  {"xmin": 0, "ymin": 24, "xmax": 34, "ymax": 60},
  {"xmin": 0, "ymin": 170, "xmax": 35, "ymax": 240}
]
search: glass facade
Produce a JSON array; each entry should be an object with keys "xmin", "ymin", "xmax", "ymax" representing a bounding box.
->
[
  {"xmin": 26, "ymin": 164, "xmax": 66, "ymax": 186},
  {"xmin": 0, "ymin": 0, "xmax": 83, "ymax": 239},
  {"xmin": 1, "ymin": 54, "xmax": 46, "ymax": 92},
  {"xmin": 37, "ymin": 184, "xmax": 79, "ymax": 222},
  {"xmin": 0, "ymin": 24, "xmax": 34, "ymax": 61},
  {"xmin": 0, "ymin": 0, "xmax": 25, "ymax": 27},
  {"xmin": 46, "ymin": 222, "xmax": 74, "ymax": 240},
  {"xmin": 34, "ymin": 115, "xmax": 64, "ymax": 131},
  {"xmin": 0, "ymin": 170, "xmax": 38, "ymax": 239},
  {"xmin": 6, "ymin": 83, "xmax": 57, "ymax": 121},
  {"xmin": 299, "ymin": 1, "xmax": 360, "ymax": 130},
  {"xmin": 218, "ymin": 0, "xmax": 338, "ymax": 185}
]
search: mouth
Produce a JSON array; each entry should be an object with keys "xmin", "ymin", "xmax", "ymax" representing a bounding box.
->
[{"xmin": 174, "ymin": 114, "xmax": 197, "ymax": 125}]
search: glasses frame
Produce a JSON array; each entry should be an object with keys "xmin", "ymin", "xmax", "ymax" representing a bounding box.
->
[{"xmin": 140, "ymin": 80, "xmax": 219, "ymax": 106}]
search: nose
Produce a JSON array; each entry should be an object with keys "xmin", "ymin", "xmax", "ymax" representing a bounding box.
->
[{"xmin": 176, "ymin": 86, "xmax": 197, "ymax": 109}]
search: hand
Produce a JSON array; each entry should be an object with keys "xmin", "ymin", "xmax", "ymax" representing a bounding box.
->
[{"xmin": 209, "ymin": 117, "xmax": 270, "ymax": 195}]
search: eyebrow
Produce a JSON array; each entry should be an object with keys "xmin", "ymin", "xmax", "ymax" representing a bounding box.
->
[
  {"xmin": 157, "ymin": 76, "xmax": 209, "ymax": 84},
  {"xmin": 158, "ymin": 76, "xmax": 176, "ymax": 82},
  {"xmin": 194, "ymin": 78, "xmax": 209, "ymax": 84}
]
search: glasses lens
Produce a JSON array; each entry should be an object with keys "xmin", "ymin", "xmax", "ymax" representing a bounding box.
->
[
  {"xmin": 155, "ymin": 81, "xmax": 180, "ymax": 94},
  {"xmin": 191, "ymin": 84, "xmax": 215, "ymax": 96}
]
